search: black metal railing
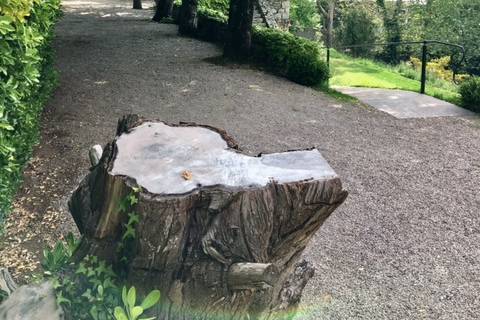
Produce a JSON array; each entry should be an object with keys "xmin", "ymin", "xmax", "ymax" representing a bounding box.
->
[{"xmin": 324, "ymin": 40, "xmax": 465, "ymax": 94}]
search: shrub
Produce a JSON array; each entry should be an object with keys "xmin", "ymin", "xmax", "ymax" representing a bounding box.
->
[
  {"xmin": 459, "ymin": 77, "xmax": 480, "ymax": 112},
  {"xmin": 0, "ymin": 0, "xmax": 61, "ymax": 225},
  {"xmin": 196, "ymin": 8, "xmax": 228, "ymax": 42},
  {"xmin": 252, "ymin": 27, "xmax": 329, "ymax": 86},
  {"xmin": 199, "ymin": 0, "xmax": 229, "ymax": 17},
  {"xmin": 197, "ymin": 7, "xmax": 228, "ymax": 24}
]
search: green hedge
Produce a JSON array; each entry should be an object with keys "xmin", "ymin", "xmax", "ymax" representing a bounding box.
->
[
  {"xmin": 199, "ymin": 0, "xmax": 229, "ymax": 18},
  {"xmin": 0, "ymin": 0, "xmax": 61, "ymax": 224},
  {"xmin": 459, "ymin": 77, "xmax": 480, "ymax": 112},
  {"xmin": 251, "ymin": 27, "xmax": 329, "ymax": 86},
  {"xmin": 198, "ymin": 7, "xmax": 228, "ymax": 24}
]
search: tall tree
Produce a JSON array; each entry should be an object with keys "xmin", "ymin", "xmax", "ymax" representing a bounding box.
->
[
  {"xmin": 152, "ymin": 0, "xmax": 175, "ymax": 22},
  {"xmin": 337, "ymin": 5, "xmax": 377, "ymax": 57},
  {"xmin": 316, "ymin": 0, "xmax": 336, "ymax": 48},
  {"xmin": 376, "ymin": 0, "xmax": 403, "ymax": 63},
  {"xmin": 179, "ymin": 0, "xmax": 199, "ymax": 35},
  {"xmin": 133, "ymin": 0, "xmax": 142, "ymax": 9},
  {"xmin": 424, "ymin": 0, "xmax": 480, "ymax": 74},
  {"xmin": 224, "ymin": 0, "xmax": 255, "ymax": 59}
]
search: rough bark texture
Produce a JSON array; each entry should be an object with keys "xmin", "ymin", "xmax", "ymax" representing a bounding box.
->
[
  {"xmin": 133, "ymin": 0, "xmax": 142, "ymax": 9},
  {"xmin": 69, "ymin": 115, "xmax": 348, "ymax": 320},
  {"xmin": 178, "ymin": 0, "xmax": 199, "ymax": 35},
  {"xmin": 225, "ymin": 0, "xmax": 255, "ymax": 59},
  {"xmin": 152, "ymin": 0, "xmax": 174, "ymax": 22}
]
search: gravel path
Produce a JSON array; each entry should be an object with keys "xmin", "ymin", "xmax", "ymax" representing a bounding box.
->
[{"xmin": 1, "ymin": 0, "xmax": 480, "ymax": 319}]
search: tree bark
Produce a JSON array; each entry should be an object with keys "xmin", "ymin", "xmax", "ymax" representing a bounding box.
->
[
  {"xmin": 317, "ymin": 0, "xmax": 335, "ymax": 48},
  {"xmin": 152, "ymin": 0, "xmax": 175, "ymax": 22},
  {"xmin": 178, "ymin": 0, "xmax": 198, "ymax": 35},
  {"xmin": 224, "ymin": 0, "xmax": 255, "ymax": 59},
  {"xmin": 133, "ymin": 0, "xmax": 142, "ymax": 10},
  {"xmin": 69, "ymin": 115, "xmax": 348, "ymax": 320}
]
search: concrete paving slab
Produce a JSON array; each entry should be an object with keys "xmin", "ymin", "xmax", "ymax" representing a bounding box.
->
[{"xmin": 336, "ymin": 87, "xmax": 476, "ymax": 119}]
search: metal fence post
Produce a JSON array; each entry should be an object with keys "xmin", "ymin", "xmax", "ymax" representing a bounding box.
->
[
  {"xmin": 327, "ymin": 46, "xmax": 330, "ymax": 68},
  {"xmin": 420, "ymin": 41, "xmax": 428, "ymax": 94}
]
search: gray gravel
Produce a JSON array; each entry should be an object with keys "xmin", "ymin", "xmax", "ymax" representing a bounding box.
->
[{"xmin": 14, "ymin": 0, "xmax": 480, "ymax": 318}]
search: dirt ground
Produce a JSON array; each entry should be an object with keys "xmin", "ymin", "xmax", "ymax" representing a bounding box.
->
[{"xmin": 1, "ymin": 0, "xmax": 480, "ymax": 319}]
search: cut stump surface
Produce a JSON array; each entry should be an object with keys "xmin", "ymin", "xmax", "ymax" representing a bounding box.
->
[{"xmin": 69, "ymin": 115, "xmax": 348, "ymax": 320}]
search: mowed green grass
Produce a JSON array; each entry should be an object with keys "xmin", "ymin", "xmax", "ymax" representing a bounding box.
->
[{"xmin": 327, "ymin": 51, "xmax": 461, "ymax": 105}]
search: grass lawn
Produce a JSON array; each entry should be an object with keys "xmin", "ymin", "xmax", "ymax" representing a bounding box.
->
[{"xmin": 327, "ymin": 50, "xmax": 462, "ymax": 105}]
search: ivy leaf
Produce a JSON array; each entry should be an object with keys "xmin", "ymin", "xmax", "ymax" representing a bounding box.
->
[
  {"xmin": 122, "ymin": 224, "xmax": 136, "ymax": 241},
  {"xmin": 127, "ymin": 212, "xmax": 140, "ymax": 225},
  {"xmin": 128, "ymin": 194, "xmax": 138, "ymax": 205}
]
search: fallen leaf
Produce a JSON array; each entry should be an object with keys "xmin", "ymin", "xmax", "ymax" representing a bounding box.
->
[{"xmin": 181, "ymin": 170, "xmax": 193, "ymax": 180}]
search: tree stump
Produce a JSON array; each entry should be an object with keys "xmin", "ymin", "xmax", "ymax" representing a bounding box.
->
[{"xmin": 69, "ymin": 115, "xmax": 347, "ymax": 320}]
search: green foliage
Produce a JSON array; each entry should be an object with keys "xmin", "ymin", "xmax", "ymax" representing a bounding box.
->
[
  {"xmin": 252, "ymin": 27, "xmax": 329, "ymax": 86},
  {"xmin": 459, "ymin": 77, "xmax": 480, "ymax": 112},
  {"xmin": 0, "ymin": 0, "xmax": 61, "ymax": 226},
  {"xmin": 290, "ymin": 0, "xmax": 320, "ymax": 32},
  {"xmin": 113, "ymin": 286, "xmax": 160, "ymax": 320},
  {"xmin": 42, "ymin": 234, "xmax": 161, "ymax": 319},
  {"xmin": 116, "ymin": 189, "xmax": 140, "ymax": 274},
  {"xmin": 42, "ymin": 233, "xmax": 80, "ymax": 273},
  {"xmin": 196, "ymin": 0, "xmax": 229, "ymax": 24},
  {"xmin": 198, "ymin": 0, "xmax": 230, "ymax": 18},
  {"xmin": 197, "ymin": 7, "xmax": 228, "ymax": 24},
  {"xmin": 52, "ymin": 255, "xmax": 121, "ymax": 320},
  {"xmin": 423, "ymin": 0, "xmax": 480, "ymax": 75},
  {"xmin": 336, "ymin": 5, "xmax": 379, "ymax": 57}
]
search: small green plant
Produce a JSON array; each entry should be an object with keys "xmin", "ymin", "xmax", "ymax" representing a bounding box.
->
[
  {"xmin": 116, "ymin": 188, "xmax": 141, "ymax": 273},
  {"xmin": 42, "ymin": 232, "xmax": 79, "ymax": 273},
  {"xmin": 459, "ymin": 77, "xmax": 480, "ymax": 112},
  {"xmin": 41, "ymin": 197, "xmax": 160, "ymax": 320},
  {"xmin": 52, "ymin": 255, "xmax": 120, "ymax": 320},
  {"xmin": 47, "ymin": 252, "xmax": 162, "ymax": 320},
  {"xmin": 113, "ymin": 286, "xmax": 161, "ymax": 320}
]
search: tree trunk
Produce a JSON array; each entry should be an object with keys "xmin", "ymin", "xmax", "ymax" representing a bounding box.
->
[
  {"xmin": 133, "ymin": 0, "xmax": 142, "ymax": 10},
  {"xmin": 327, "ymin": 0, "xmax": 334, "ymax": 48},
  {"xmin": 316, "ymin": 0, "xmax": 335, "ymax": 48},
  {"xmin": 178, "ymin": 0, "xmax": 198, "ymax": 35},
  {"xmin": 152, "ymin": 0, "xmax": 175, "ymax": 22},
  {"xmin": 224, "ymin": 0, "xmax": 255, "ymax": 59},
  {"xmin": 69, "ymin": 115, "xmax": 348, "ymax": 320}
]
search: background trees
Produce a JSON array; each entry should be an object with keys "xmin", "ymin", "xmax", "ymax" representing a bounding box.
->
[{"xmin": 288, "ymin": 0, "xmax": 480, "ymax": 75}]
